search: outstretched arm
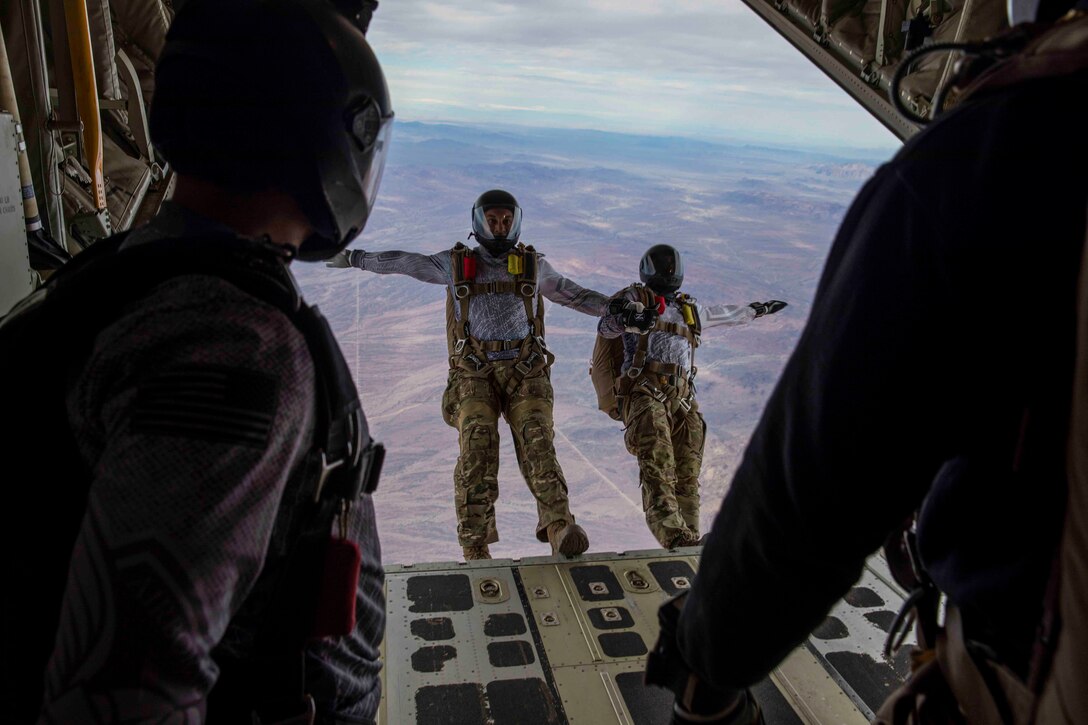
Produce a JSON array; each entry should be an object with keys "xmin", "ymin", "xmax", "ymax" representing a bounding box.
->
[
  {"xmin": 697, "ymin": 301, "xmax": 786, "ymax": 330},
  {"xmin": 327, "ymin": 248, "xmax": 451, "ymax": 285},
  {"xmin": 538, "ymin": 258, "xmax": 611, "ymax": 316}
]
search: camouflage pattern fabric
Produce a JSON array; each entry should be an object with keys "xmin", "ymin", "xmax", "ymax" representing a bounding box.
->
[
  {"xmin": 622, "ymin": 378, "xmax": 706, "ymax": 547},
  {"xmin": 442, "ymin": 363, "xmax": 575, "ymax": 546}
]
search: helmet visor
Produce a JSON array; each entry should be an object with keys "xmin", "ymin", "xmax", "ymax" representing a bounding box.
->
[
  {"xmin": 300, "ymin": 98, "xmax": 393, "ymax": 260},
  {"xmin": 346, "ymin": 96, "xmax": 394, "ymax": 234},
  {"xmin": 642, "ymin": 248, "xmax": 684, "ymax": 279},
  {"xmin": 472, "ymin": 205, "xmax": 522, "ymax": 241},
  {"xmin": 640, "ymin": 246, "xmax": 685, "ymax": 293}
]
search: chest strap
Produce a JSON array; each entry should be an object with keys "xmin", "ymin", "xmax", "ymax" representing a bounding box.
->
[
  {"xmin": 627, "ymin": 293, "xmax": 701, "ymax": 384},
  {"xmin": 447, "ymin": 243, "xmax": 552, "ymax": 390}
]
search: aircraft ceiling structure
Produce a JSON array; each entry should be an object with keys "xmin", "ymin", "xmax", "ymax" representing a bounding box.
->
[{"xmin": 736, "ymin": 0, "xmax": 1009, "ymax": 140}]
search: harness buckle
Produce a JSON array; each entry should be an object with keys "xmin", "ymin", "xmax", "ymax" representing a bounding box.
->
[
  {"xmin": 638, "ymin": 378, "xmax": 667, "ymax": 403},
  {"xmin": 454, "ymin": 338, "xmax": 466, "ymax": 354},
  {"xmin": 465, "ymin": 353, "xmax": 487, "ymax": 371},
  {"xmin": 520, "ymin": 282, "xmax": 536, "ymax": 297},
  {"xmin": 535, "ymin": 335, "xmax": 548, "ymax": 351},
  {"xmin": 678, "ymin": 396, "xmax": 692, "ymax": 412},
  {"xmin": 454, "ymin": 284, "xmax": 470, "ymax": 300},
  {"xmin": 515, "ymin": 352, "xmax": 538, "ymax": 377},
  {"xmin": 626, "ymin": 366, "xmax": 643, "ymax": 379},
  {"xmin": 312, "ymin": 450, "xmax": 345, "ymax": 503}
]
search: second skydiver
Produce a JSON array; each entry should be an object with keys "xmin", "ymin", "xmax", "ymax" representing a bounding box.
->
[
  {"xmin": 594, "ymin": 244, "xmax": 787, "ymax": 548},
  {"xmin": 328, "ymin": 189, "xmax": 613, "ymax": 560}
]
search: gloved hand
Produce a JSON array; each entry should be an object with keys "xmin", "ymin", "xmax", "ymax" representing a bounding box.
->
[
  {"xmin": 623, "ymin": 305, "xmax": 658, "ymax": 334},
  {"xmin": 325, "ymin": 249, "xmax": 363, "ymax": 268},
  {"xmin": 645, "ymin": 594, "xmax": 764, "ymax": 725},
  {"xmin": 749, "ymin": 300, "xmax": 787, "ymax": 318},
  {"xmin": 607, "ymin": 297, "xmax": 637, "ymax": 316}
]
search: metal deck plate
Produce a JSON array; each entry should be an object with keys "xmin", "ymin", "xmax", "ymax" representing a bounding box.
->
[{"xmin": 380, "ymin": 550, "xmax": 907, "ymax": 723}]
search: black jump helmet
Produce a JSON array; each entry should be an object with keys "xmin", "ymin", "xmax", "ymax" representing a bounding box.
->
[
  {"xmin": 640, "ymin": 244, "xmax": 685, "ymax": 295},
  {"xmin": 150, "ymin": 0, "xmax": 394, "ymax": 261}
]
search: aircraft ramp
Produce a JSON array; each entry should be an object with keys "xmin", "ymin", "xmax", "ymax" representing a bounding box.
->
[{"xmin": 379, "ymin": 549, "xmax": 911, "ymax": 724}]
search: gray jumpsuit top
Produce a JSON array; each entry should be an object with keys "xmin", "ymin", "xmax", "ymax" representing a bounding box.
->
[
  {"xmin": 353, "ymin": 246, "xmax": 610, "ymax": 358},
  {"xmin": 598, "ymin": 290, "xmax": 756, "ymax": 377}
]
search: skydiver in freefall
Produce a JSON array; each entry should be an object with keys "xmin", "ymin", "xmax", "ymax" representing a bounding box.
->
[{"xmin": 328, "ymin": 189, "xmax": 616, "ymax": 560}]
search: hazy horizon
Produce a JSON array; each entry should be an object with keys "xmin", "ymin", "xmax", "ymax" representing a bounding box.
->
[{"xmin": 366, "ymin": 0, "xmax": 902, "ymax": 152}]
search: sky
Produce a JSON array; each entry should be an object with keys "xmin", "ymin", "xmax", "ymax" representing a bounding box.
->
[{"xmin": 366, "ymin": 0, "xmax": 902, "ymax": 151}]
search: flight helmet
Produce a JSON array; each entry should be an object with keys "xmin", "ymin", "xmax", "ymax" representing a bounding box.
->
[
  {"xmin": 471, "ymin": 189, "xmax": 522, "ymax": 255},
  {"xmin": 150, "ymin": 0, "xmax": 394, "ymax": 261},
  {"xmin": 640, "ymin": 244, "xmax": 685, "ymax": 296}
]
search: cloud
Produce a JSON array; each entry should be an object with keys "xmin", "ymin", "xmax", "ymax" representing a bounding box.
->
[{"xmin": 367, "ymin": 0, "xmax": 900, "ymax": 149}]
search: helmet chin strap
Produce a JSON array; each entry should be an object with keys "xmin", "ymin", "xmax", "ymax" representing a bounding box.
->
[{"xmin": 479, "ymin": 238, "xmax": 515, "ymax": 256}]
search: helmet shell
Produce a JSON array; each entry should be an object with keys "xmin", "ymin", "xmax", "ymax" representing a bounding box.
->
[
  {"xmin": 640, "ymin": 244, "xmax": 685, "ymax": 295},
  {"xmin": 150, "ymin": 0, "xmax": 393, "ymax": 260},
  {"xmin": 471, "ymin": 189, "xmax": 522, "ymax": 255}
]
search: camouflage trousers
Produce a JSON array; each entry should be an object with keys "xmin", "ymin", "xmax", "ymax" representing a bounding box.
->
[
  {"xmin": 441, "ymin": 363, "xmax": 575, "ymax": 547},
  {"xmin": 622, "ymin": 379, "xmax": 706, "ymax": 548}
]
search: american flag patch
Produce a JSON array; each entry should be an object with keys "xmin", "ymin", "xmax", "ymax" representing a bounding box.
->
[{"xmin": 132, "ymin": 365, "xmax": 277, "ymax": 447}]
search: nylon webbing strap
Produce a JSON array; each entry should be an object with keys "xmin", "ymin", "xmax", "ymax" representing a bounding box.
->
[
  {"xmin": 466, "ymin": 280, "xmax": 518, "ymax": 295},
  {"xmin": 478, "ymin": 339, "xmax": 522, "ymax": 352},
  {"xmin": 655, "ymin": 320, "xmax": 697, "ymax": 344},
  {"xmin": 645, "ymin": 360, "xmax": 681, "ymax": 375},
  {"xmin": 448, "ymin": 244, "xmax": 548, "ymax": 380}
]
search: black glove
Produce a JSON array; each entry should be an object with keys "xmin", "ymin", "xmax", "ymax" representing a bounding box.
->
[
  {"xmin": 645, "ymin": 594, "xmax": 764, "ymax": 724},
  {"xmin": 607, "ymin": 297, "xmax": 631, "ymax": 316},
  {"xmin": 749, "ymin": 300, "xmax": 787, "ymax": 318},
  {"xmin": 623, "ymin": 305, "xmax": 658, "ymax": 334}
]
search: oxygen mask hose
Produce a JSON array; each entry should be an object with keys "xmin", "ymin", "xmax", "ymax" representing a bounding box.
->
[{"xmin": 889, "ymin": 31, "xmax": 1029, "ymax": 123}]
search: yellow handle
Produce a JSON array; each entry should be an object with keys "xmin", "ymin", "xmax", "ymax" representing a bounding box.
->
[
  {"xmin": 682, "ymin": 304, "xmax": 696, "ymax": 327},
  {"xmin": 507, "ymin": 254, "xmax": 524, "ymax": 275},
  {"xmin": 64, "ymin": 0, "xmax": 106, "ymax": 211}
]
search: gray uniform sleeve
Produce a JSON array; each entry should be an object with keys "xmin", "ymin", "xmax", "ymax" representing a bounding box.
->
[
  {"xmin": 538, "ymin": 258, "xmax": 610, "ymax": 316},
  {"xmin": 43, "ymin": 276, "xmax": 316, "ymax": 723},
  {"xmin": 698, "ymin": 302, "xmax": 756, "ymax": 329},
  {"xmin": 355, "ymin": 249, "xmax": 451, "ymax": 285}
]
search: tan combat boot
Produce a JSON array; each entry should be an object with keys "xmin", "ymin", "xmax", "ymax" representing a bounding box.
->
[
  {"xmin": 668, "ymin": 530, "xmax": 701, "ymax": 549},
  {"xmin": 547, "ymin": 520, "xmax": 589, "ymax": 557},
  {"xmin": 462, "ymin": 544, "xmax": 491, "ymax": 561}
]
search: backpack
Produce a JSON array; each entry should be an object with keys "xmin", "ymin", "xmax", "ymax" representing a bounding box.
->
[
  {"xmin": 0, "ymin": 233, "xmax": 384, "ymax": 722},
  {"xmin": 590, "ymin": 284, "xmax": 700, "ymax": 420}
]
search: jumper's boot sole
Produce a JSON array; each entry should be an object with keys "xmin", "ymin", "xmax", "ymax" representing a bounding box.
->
[
  {"xmin": 548, "ymin": 522, "xmax": 589, "ymax": 557},
  {"xmin": 463, "ymin": 544, "xmax": 492, "ymax": 561}
]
